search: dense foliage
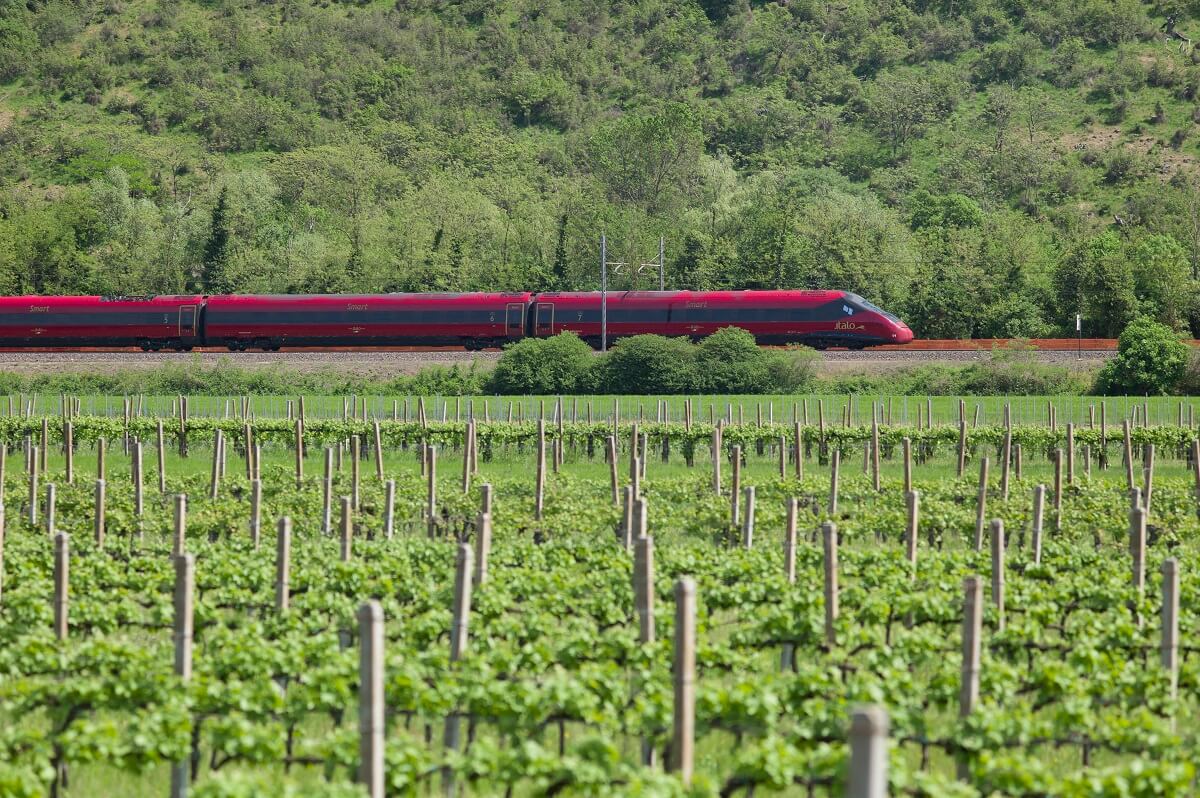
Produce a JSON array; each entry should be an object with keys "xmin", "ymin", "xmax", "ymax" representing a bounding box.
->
[
  {"xmin": 489, "ymin": 329, "xmax": 820, "ymax": 394},
  {"xmin": 5, "ymin": 1, "xmax": 1200, "ymax": 337},
  {"xmin": 1097, "ymin": 316, "xmax": 1192, "ymax": 393}
]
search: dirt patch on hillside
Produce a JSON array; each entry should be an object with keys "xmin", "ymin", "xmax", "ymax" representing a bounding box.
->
[
  {"xmin": 0, "ymin": 111, "xmax": 13, "ymax": 134},
  {"xmin": 1058, "ymin": 124, "xmax": 1200, "ymax": 179},
  {"xmin": 1058, "ymin": 125, "xmax": 1123, "ymax": 152}
]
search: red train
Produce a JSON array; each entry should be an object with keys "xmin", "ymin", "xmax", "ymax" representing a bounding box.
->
[{"xmin": 0, "ymin": 291, "xmax": 913, "ymax": 350}]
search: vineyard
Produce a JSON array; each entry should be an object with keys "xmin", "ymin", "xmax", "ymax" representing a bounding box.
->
[{"xmin": 0, "ymin": 393, "xmax": 1199, "ymax": 797}]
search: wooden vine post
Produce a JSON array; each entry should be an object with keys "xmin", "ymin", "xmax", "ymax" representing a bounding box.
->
[
  {"xmin": 1066, "ymin": 423, "xmax": 1076, "ymax": 485},
  {"xmin": 741, "ymin": 486, "xmax": 755, "ymax": 550},
  {"xmin": 1130, "ymin": 505, "xmax": 1146, "ymax": 628},
  {"xmin": 27, "ymin": 449, "xmax": 37, "ymax": 526},
  {"xmin": 442, "ymin": 544, "xmax": 474, "ymax": 795},
  {"xmin": 730, "ymin": 445, "xmax": 741, "ymax": 527},
  {"xmin": 132, "ymin": 440, "xmax": 143, "ymax": 518},
  {"xmin": 426, "ymin": 445, "xmax": 438, "ymax": 538},
  {"xmin": 793, "ymin": 423, "xmax": 803, "ymax": 480},
  {"xmin": 670, "ymin": 578, "xmax": 696, "ymax": 787},
  {"xmin": 173, "ymin": 494, "xmax": 187, "ymax": 557},
  {"xmin": 633, "ymin": 496, "xmax": 648, "ymax": 544},
  {"xmin": 157, "ymin": 420, "xmax": 167, "ymax": 493},
  {"xmin": 170, "ymin": 552, "xmax": 194, "ymax": 798},
  {"xmin": 870, "ymin": 416, "xmax": 881, "ymax": 491},
  {"xmin": 322, "ymin": 447, "xmax": 333, "ymax": 536},
  {"xmin": 357, "ymin": 600, "xmax": 384, "ymax": 798},
  {"xmin": 1162, "ymin": 558, "xmax": 1180, "ymax": 727},
  {"xmin": 902, "ymin": 437, "xmax": 912, "ymax": 494},
  {"xmin": 1031, "ymin": 485, "xmax": 1045, "ymax": 565},
  {"xmin": 848, "ymin": 706, "xmax": 889, "ymax": 798},
  {"xmin": 275, "ymin": 517, "xmax": 291, "ymax": 613},
  {"xmin": 959, "ymin": 575, "xmax": 982, "ymax": 780},
  {"xmin": 93, "ymin": 479, "xmax": 105, "ymax": 548},
  {"xmin": 620, "ymin": 486, "xmax": 634, "ymax": 551},
  {"xmin": 633, "ymin": 535, "xmax": 655, "ymax": 644},
  {"xmin": 535, "ymin": 421, "xmax": 546, "ymax": 520},
  {"xmin": 1000, "ymin": 427, "xmax": 1011, "ymax": 501},
  {"xmin": 351, "ymin": 435, "xmax": 361, "ymax": 511},
  {"xmin": 373, "ymin": 421, "xmax": 384, "ymax": 482},
  {"xmin": 1144, "ymin": 443, "xmax": 1155, "ymax": 517},
  {"xmin": 294, "ymin": 420, "xmax": 304, "ymax": 488},
  {"xmin": 991, "ymin": 519, "xmax": 1005, "ymax": 632},
  {"xmin": 957, "ymin": 420, "xmax": 967, "ymax": 477},
  {"xmin": 781, "ymin": 498, "xmax": 798, "ymax": 671},
  {"xmin": 1052, "ymin": 449, "xmax": 1063, "ymax": 531},
  {"xmin": 474, "ymin": 512, "xmax": 491, "ymax": 586},
  {"xmin": 63, "ymin": 421, "xmax": 72, "ymax": 484},
  {"xmin": 784, "ymin": 498, "xmax": 798, "ymax": 584},
  {"xmin": 973, "ymin": 457, "xmax": 989, "ymax": 552},
  {"xmin": 249, "ymin": 479, "xmax": 262, "ymax": 549},
  {"xmin": 905, "ymin": 490, "xmax": 919, "ymax": 569},
  {"xmin": 44, "ymin": 483, "xmax": 55, "ymax": 536},
  {"xmin": 1123, "ymin": 420, "xmax": 1134, "ymax": 491},
  {"xmin": 209, "ymin": 430, "xmax": 222, "ymax": 500},
  {"xmin": 340, "ymin": 497, "xmax": 354, "ymax": 561},
  {"xmin": 607, "ymin": 435, "xmax": 620, "ymax": 506},
  {"xmin": 823, "ymin": 521, "xmax": 838, "ymax": 646},
  {"xmin": 828, "ymin": 449, "xmax": 840, "ymax": 515},
  {"xmin": 383, "ymin": 480, "xmax": 395, "ymax": 540},
  {"xmin": 53, "ymin": 532, "xmax": 68, "ymax": 640}
]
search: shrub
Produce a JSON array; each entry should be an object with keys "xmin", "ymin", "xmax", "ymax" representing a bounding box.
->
[
  {"xmin": 488, "ymin": 332, "xmax": 594, "ymax": 395},
  {"xmin": 1095, "ymin": 317, "xmax": 1190, "ymax": 395},
  {"xmin": 695, "ymin": 327, "xmax": 776, "ymax": 394},
  {"xmin": 766, "ymin": 346, "xmax": 822, "ymax": 393},
  {"xmin": 593, "ymin": 335, "xmax": 697, "ymax": 394},
  {"xmin": 959, "ymin": 344, "xmax": 1087, "ymax": 394}
]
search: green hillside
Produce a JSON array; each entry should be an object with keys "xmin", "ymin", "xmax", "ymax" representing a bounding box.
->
[{"xmin": 2, "ymin": 0, "xmax": 1200, "ymax": 338}]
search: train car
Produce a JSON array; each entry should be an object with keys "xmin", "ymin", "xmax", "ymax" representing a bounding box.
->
[
  {"xmin": 202, "ymin": 293, "xmax": 533, "ymax": 350},
  {"xmin": 0, "ymin": 295, "xmax": 203, "ymax": 350},
  {"xmin": 529, "ymin": 290, "xmax": 912, "ymax": 349}
]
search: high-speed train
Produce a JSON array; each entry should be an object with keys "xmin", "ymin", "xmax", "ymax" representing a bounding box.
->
[{"xmin": 0, "ymin": 290, "xmax": 914, "ymax": 350}]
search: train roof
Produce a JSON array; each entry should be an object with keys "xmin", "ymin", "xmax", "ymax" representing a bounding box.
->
[{"xmin": 534, "ymin": 290, "xmax": 848, "ymax": 303}]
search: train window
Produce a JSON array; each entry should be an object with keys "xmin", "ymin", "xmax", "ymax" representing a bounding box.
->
[{"xmin": 844, "ymin": 293, "xmax": 901, "ymax": 323}]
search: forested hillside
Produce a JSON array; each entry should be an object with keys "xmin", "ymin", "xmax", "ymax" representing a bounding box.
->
[{"xmin": 3, "ymin": 0, "xmax": 1200, "ymax": 337}]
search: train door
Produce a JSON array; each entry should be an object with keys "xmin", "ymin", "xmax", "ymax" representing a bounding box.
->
[
  {"xmin": 535, "ymin": 302, "xmax": 554, "ymax": 336},
  {"xmin": 505, "ymin": 303, "xmax": 525, "ymax": 339},
  {"xmin": 178, "ymin": 305, "xmax": 197, "ymax": 340}
]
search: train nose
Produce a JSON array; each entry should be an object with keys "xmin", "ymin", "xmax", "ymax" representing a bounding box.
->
[{"xmin": 894, "ymin": 324, "xmax": 914, "ymax": 344}]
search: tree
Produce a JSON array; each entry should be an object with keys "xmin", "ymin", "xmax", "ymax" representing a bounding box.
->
[
  {"xmin": 1096, "ymin": 317, "xmax": 1189, "ymax": 394},
  {"xmin": 908, "ymin": 190, "xmax": 983, "ymax": 231},
  {"xmin": 200, "ymin": 188, "xmax": 232, "ymax": 293},
  {"xmin": 586, "ymin": 103, "xmax": 704, "ymax": 217},
  {"xmin": 0, "ymin": 5, "xmax": 36, "ymax": 82},
  {"xmin": 981, "ymin": 86, "xmax": 1016, "ymax": 154},
  {"xmin": 1055, "ymin": 232, "xmax": 1137, "ymax": 337},
  {"xmin": 863, "ymin": 67, "xmax": 960, "ymax": 158},
  {"xmin": 731, "ymin": 173, "xmax": 811, "ymax": 289},
  {"xmin": 1017, "ymin": 86, "xmax": 1055, "ymax": 144},
  {"xmin": 905, "ymin": 226, "xmax": 991, "ymax": 338},
  {"xmin": 1128, "ymin": 234, "xmax": 1193, "ymax": 330}
]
